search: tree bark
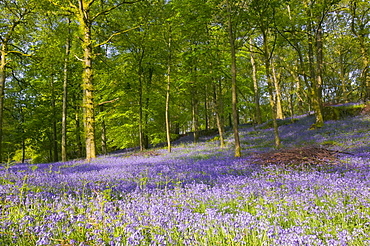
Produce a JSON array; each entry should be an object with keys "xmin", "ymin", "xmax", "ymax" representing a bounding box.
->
[{"xmin": 78, "ymin": 0, "xmax": 96, "ymax": 161}]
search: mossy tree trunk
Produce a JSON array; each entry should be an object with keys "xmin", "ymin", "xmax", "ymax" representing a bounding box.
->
[{"xmin": 78, "ymin": 0, "xmax": 96, "ymax": 161}]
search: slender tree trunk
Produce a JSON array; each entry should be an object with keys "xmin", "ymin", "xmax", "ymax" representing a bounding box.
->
[
  {"xmin": 307, "ymin": 6, "xmax": 324, "ymax": 128},
  {"xmin": 227, "ymin": 0, "xmax": 241, "ymax": 157},
  {"xmin": 50, "ymin": 76, "xmax": 58, "ymax": 162},
  {"xmin": 100, "ymin": 105, "xmax": 107, "ymax": 155},
  {"xmin": 360, "ymin": 45, "xmax": 370, "ymax": 102},
  {"xmin": 165, "ymin": 30, "xmax": 172, "ymax": 153},
  {"xmin": 22, "ymin": 137, "xmax": 25, "ymax": 163},
  {"xmin": 78, "ymin": 1, "xmax": 96, "ymax": 161},
  {"xmin": 144, "ymin": 67, "xmax": 153, "ymax": 149},
  {"xmin": 315, "ymin": 23, "xmax": 324, "ymax": 114},
  {"xmin": 339, "ymin": 51, "xmax": 348, "ymax": 103},
  {"xmin": 192, "ymin": 92, "xmax": 199, "ymax": 143},
  {"xmin": 272, "ymin": 61, "xmax": 283, "ymax": 119},
  {"xmin": 191, "ymin": 67, "xmax": 199, "ymax": 144},
  {"xmin": 213, "ymin": 81, "xmax": 225, "ymax": 148},
  {"xmin": 262, "ymin": 29, "xmax": 281, "ymax": 148},
  {"xmin": 62, "ymin": 21, "xmax": 71, "ymax": 162},
  {"xmin": 204, "ymin": 85, "xmax": 209, "ymax": 130},
  {"xmin": 0, "ymin": 43, "xmax": 6, "ymax": 163},
  {"xmin": 250, "ymin": 38, "xmax": 262, "ymax": 125},
  {"xmin": 138, "ymin": 52, "xmax": 145, "ymax": 151},
  {"xmin": 75, "ymin": 108, "xmax": 83, "ymax": 158}
]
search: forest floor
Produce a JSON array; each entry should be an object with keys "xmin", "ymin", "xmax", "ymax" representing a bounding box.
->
[{"xmin": 1, "ymin": 113, "xmax": 369, "ymax": 245}]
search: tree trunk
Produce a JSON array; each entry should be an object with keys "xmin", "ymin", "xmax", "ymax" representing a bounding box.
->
[
  {"xmin": 204, "ymin": 85, "xmax": 209, "ymax": 130},
  {"xmin": 192, "ymin": 92, "xmax": 199, "ymax": 143},
  {"xmin": 360, "ymin": 45, "xmax": 370, "ymax": 102},
  {"xmin": 272, "ymin": 61, "xmax": 283, "ymax": 119},
  {"xmin": 307, "ymin": 6, "xmax": 324, "ymax": 128},
  {"xmin": 262, "ymin": 29, "xmax": 281, "ymax": 148},
  {"xmin": 75, "ymin": 108, "xmax": 83, "ymax": 158},
  {"xmin": 315, "ymin": 24, "xmax": 324, "ymax": 119},
  {"xmin": 100, "ymin": 105, "xmax": 107, "ymax": 155},
  {"xmin": 213, "ymin": 81, "xmax": 225, "ymax": 148},
  {"xmin": 339, "ymin": 51, "xmax": 348, "ymax": 103},
  {"xmin": 50, "ymin": 76, "xmax": 58, "ymax": 162},
  {"xmin": 227, "ymin": 0, "xmax": 241, "ymax": 157},
  {"xmin": 78, "ymin": 1, "xmax": 96, "ymax": 161},
  {"xmin": 0, "ymin": 43, "xmax": 6, "ymax": 163},
  {"xmin": 144, "ymin": 67, "xmax": 153, "ymax": 149},
  {"xmin": 62, "ymin": 21, "xmax": 71, "ymax": 162},
  {"xmin": 250, "ymin": 38, "xmax": 262, "ymax": 125},
  {"xmin": 138, "ymin": 51, "xmax": 145, "ymax": 151},
  {"xmin": 350, "ymin": 1, "xmax": 370, "ymax": 102}
]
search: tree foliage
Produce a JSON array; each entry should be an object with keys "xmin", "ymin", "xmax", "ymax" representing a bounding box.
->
[{"xmin": 1, "ymin": 0, "xmax": 368, "ymax": 163}]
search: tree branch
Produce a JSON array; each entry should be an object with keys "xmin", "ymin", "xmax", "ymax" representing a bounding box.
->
[
  {"xmin": 94, "ymin": 25, "xmax": 142, "ymax": 47},
  {"xmin": 8, "ymin": 50, "xmax": 32, "ymax": 57},
  {"xmin": 98, "ymin": 98, "xmax": 119, "ymax": 106},
  {"xmin": 74, "ymin": 54, "xmax": 84, "ymax": 61}
]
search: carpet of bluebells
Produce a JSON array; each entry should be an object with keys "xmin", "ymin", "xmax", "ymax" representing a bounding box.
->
[{"xmin": 1, "ymin": 115, "xmax": 369, "ymax": 245}]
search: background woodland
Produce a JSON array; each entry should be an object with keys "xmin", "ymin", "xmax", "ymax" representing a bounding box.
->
[{"xmin": 0, "ymin": 0, "xmax": 369, "ymax": 163}]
